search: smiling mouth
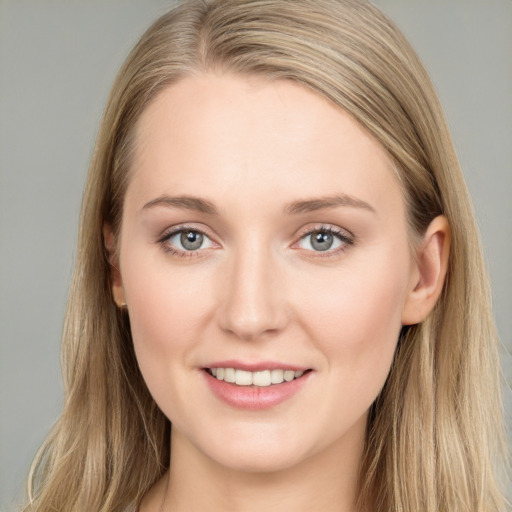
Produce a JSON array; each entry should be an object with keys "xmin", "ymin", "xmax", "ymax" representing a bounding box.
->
[{"xmin": 205, "ymin": 368, "xmax": 311, "ymax": 387}]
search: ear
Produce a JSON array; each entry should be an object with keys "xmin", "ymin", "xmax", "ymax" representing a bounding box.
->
[
  {"xmin": 103, "ymin": 223, "xmax": 126, "ymax": 307},
  {"xmin": 401, "ymin": 215, "xmax": 451, "ymax": 326}
]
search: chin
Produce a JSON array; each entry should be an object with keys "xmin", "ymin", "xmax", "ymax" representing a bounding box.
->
[
  {"xmin": 211, "ymin": 445, "xmax": 308, "ymax": 474},
  {"xmin": 192, "ymin": 423, "xmax": 320, "ymax": 474}
]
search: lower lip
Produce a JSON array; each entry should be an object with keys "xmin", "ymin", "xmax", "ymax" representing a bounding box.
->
[{"xmin": 203, "ymin": 370, "xmax": 311, "ymax": 410}]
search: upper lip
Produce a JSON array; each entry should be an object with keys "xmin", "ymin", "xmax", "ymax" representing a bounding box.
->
[{"xmin": 203, "ymin": 359, "xmax": 311, "ymax": 372}]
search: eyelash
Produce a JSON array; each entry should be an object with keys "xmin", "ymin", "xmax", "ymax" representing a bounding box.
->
[
  {"xmin": 294, "ymin": 224, "xmax": 354, "ymax": 259},
  {"xmin": 156, "ymin": 224, "xmax": 354, "ymax": 259},
  {"xmin": 156, "ymin": 225, "xmax": 214, "ymax": 259}
]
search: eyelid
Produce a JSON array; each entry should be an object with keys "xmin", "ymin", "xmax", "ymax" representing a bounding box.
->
[
  {"xmin": 296, "ymin": 222, "xmax": 353, "ymax": 239},
  {"xmin": 292, "ymin": 223, "xmax": 355, "ymax": 256},
  {"xmin": 155, "ymin": 222, "xmax": 354, "ymax": 259},
  {"xmin": 156, "ymin": 224, "xmax": 220, "ymax": 256}
]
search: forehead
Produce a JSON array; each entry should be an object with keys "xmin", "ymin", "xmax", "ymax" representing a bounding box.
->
[{"xmin": 127, "ymin": 73, "xmax": 403, "ymax": 217}]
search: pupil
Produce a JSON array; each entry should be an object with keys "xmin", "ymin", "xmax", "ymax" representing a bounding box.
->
[
  {"xmin": 312, "ymin": 231, "xmax": 333, "ymax": 251},
  {"xmin": 181, "ymin": 230, "xmax": 203, "ymax": 250}
]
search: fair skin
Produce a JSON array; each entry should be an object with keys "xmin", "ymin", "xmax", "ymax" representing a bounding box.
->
[{"xmin": 105, "ymin": 73, "xmax": 450, "ymax": 512}]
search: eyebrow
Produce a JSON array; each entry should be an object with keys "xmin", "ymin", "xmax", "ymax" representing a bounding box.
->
[
  {"xmin": 141, "ymin": 193, "xmax": 375, "ymax": 216},
  {"xmin": 284, "ymin": 194, "xmax": 375, "ymax": 215},
  {"xmin": 142, "ymin": 195, "xmax": 218, "ymax": 214}
]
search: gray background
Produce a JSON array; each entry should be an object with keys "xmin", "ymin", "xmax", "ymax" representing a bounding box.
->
[{"xmin": 1, "ymin": 0, "xmax": 511, "ymax": 509}]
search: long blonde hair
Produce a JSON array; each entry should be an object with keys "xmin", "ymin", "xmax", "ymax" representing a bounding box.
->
[{"xmin": 23, "ymin": 1, "xmax": 509, "ymax": 510}]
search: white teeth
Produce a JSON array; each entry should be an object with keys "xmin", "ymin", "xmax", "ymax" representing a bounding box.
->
[
  {"xmin": 252, "ymin": 370, "xmax": 271, "ymax": 387},
  {"xmin": 209, "ymin": 367, "xmax": 307, "ymax": 386},
  {"xmin": 235, "ymin": 369, "xmax": 252, "ymax": 386},
  {"xmin": 224, "ymin": 367, "xmax": 236, "ymax": 383},
  {"xmin": 271, "ymin": 369, "xmax": 284, "ymax": 384},
  {"xmin": 284, "ymin": 370, "xmax": 295, "ymax": 382}
]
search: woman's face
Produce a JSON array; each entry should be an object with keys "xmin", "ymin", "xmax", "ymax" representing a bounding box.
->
[{"xmin": 116, "ymin": 73, "xmax": 420, "ymax": 472}]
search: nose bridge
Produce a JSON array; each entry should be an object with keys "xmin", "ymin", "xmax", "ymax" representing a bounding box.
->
[{"xmin": 218, "ymin": 235, "xmax": 286, "ymax": 340}]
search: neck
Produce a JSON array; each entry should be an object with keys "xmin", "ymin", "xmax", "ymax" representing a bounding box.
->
[{"xmin": 143, "ymin": 415, "xmax": 366, "ymax": 512}]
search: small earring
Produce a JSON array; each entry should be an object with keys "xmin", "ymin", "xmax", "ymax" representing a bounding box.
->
[{"xmin": 117, "ymin": 301, "xmax": 128, "ymax": 309}]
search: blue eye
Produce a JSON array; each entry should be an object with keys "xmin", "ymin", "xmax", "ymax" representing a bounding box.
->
[
  {"xmin": 297, "ymin": 228, "xmax": 350, "ymax": 252},
  {"xmin": 164, "ymin": 229, "xmax": 214, "ymax": 252}
]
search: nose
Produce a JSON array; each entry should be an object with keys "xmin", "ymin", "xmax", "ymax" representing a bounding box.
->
[{"xmin": 217, "ymin": 242, "xmax": 289, "ymax": 341}]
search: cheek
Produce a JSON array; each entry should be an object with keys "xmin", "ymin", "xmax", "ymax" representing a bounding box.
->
[
  {"xmin": 119, "ymin": 246, "xmax": 215, "ymax": 392},
  {"xmin": 122, "ymin": 265, "xmax": 220, "ymax": 429},
  {"xmin": 296, "ymin": 247, "xmax": 410, "ymax": 390}
]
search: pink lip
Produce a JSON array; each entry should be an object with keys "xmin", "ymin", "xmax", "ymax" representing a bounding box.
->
[
  {"xmin": 204, "ymin": 359, "xmax": 309, "ymax": 372},
  {"xmin": 202, "ymin": 368, "xmax": 312, "ymax": 410}
]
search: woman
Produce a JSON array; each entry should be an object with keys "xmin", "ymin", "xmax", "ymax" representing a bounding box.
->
[{"xmin": 22, "ymin": 0, "xmax": 509, "ymax": 511}]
